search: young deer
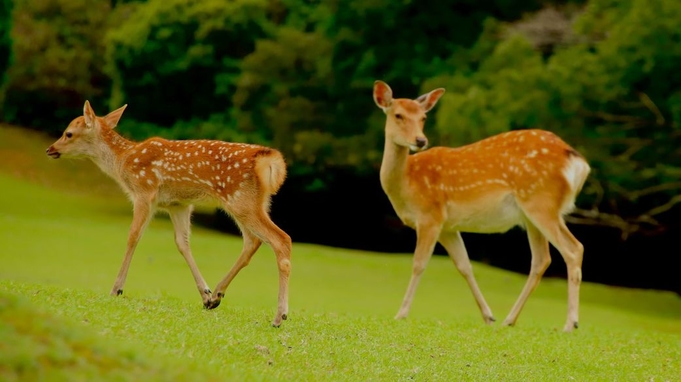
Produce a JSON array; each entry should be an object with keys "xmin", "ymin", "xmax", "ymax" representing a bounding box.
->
[
  {"xmin": 373, "ymin": 81, "xmax": 590, "ymax": 332},
  {"xmin": 46, "ymin": 101, "xmax": 292, "ymax": 327}
]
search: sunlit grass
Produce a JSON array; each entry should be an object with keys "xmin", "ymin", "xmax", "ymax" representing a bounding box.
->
[
  {"xmin": 2, "ymin": 281, "xmax": 679, "ymax": 381},
  {"xmin": 1, "ymin": 124, "xmax": 680, "ymax": 380}
]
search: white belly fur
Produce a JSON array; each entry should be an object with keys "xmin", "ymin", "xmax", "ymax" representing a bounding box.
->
[{"xmin": 444, "ymin": 192, "xmax": 523, "ymax": 233}]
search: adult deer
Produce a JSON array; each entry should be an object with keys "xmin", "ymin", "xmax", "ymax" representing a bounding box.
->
[
  {"xmin": 46, "ymin": 101, "xmax": 292, "ymax": 327},
  {"xmin": 373, "ymin": 80, "xmax": 590, "ymax": 332}
]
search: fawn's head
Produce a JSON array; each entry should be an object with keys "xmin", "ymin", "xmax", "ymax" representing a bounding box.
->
[
  {"xmin": 373, "ymin": 80, "xmax": 445, "ymax": 152},
  {"xmin": 46, "ymin": 101, "xmax": 127, "ymax": 159}
]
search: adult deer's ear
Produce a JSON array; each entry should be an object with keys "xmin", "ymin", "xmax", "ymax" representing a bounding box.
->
[
  {"xmin": 415, "ymin": 88, "xmax": 445, "ymax": 112},
  {"xmin": 373, "ymin": 80, "xmax": 394, "ymax": 111}
]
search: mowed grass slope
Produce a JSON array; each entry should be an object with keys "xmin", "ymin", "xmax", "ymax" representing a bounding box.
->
[{"xmin": 1, "ymin": 124, "xmax": 680, "ymax": 380}]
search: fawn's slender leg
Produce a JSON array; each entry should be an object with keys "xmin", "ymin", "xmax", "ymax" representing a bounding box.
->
[
  {"xmin": 247, "ymin": 213, "xmax": 292, "ymax": 327},
  {"xmin": 220, "ymin": 209, "xmax": 292, "ymax": 327},
  {"xmin": 438, "ymin": 231, "xmax": 495, "ymax": 324},
  {"xmin": 395, "ymin": 221, "xmax": 441, "ymax": 319},
  {"xmin": 503, "ymin": 221, "xmax": 551, "ymax": 327},
  {"xmin": 207, "ymin": 228, "xmax": 262, "ymax": 310},
  {"xmin": 110, "ymin": 198, "xmax": 154, "ymax": 296},
  {"xmin": 167, "ymin": 204, "xmax": 212, "ymax": 306}
]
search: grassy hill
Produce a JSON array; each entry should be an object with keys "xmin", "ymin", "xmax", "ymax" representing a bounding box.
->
[
  {"xmin": 1, "ymin": 124, "xmax": 680, "ymax": 380},
  {"xmin": 0, "ymin": 290, "xmax": 221, "ymax": 381}
]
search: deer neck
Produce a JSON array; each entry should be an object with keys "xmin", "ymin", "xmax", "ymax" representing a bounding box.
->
[
  {"xmin": 380, "ymin": 139, "xmax": 411, "ymax": 204},
  {"xmin": 90, "ymin": 128, "xmax": 135, "ymax": 180}
]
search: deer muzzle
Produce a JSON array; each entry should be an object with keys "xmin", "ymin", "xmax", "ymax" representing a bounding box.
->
[{"xmin": 46, "ymin": 146, "xmax": 61, "ymax": 159}]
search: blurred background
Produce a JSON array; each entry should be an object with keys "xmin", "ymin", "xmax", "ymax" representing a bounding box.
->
[{"xmin": 1, "ymin": 0, "xmax": 679, "ymax": 294}]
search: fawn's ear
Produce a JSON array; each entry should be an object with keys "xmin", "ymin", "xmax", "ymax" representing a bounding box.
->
[
  {"xmin": 83, "ymin": 101, "xmax": 98, "ymax": 129},
  {"xmin": 103, "ymin": 104, "xmax": 128, "ymax": 129},
  {"xmin": 373, "ymin": 80, "xmax": 393, "ymax": 111},
  {"xmin": 415, "ymin": 88, "xmax": 445, "ymax": 113}
]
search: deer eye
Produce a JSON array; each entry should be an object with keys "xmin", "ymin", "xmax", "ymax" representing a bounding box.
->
[
  {"xmin": 395, "ymin": 114, "xmax": 404, "ymax": 120},
  {"xmin": 65, "ymin": 132, "xmax": 73, "ymax": 138}
]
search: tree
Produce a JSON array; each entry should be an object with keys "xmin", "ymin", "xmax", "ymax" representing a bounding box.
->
[
  {"xmin": 1, "ymin": 0, "xmax": 111, "ymax": 131},
  {"xmin": 0, "ymin": 0, "xmax": 11, "ymax": 89},
  {"xmin": 106, "ymin": 0, "xmax": 270, "ymax": 126}
]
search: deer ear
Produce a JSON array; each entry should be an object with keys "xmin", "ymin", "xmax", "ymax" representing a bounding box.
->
[
  {"xmin": 103, "ymin": 104, "xmax": 128, "ymax": 129},
  {"xmin": 415, "ymin": 88, "xmax": 445, "ymax": 112},
  {"xmin": 83, "ymin": 101, "xmax": 98, "ymax": 128},
  {"xmin": 373, "ymin": 80, "xmax": 393, "ymax": 111}
]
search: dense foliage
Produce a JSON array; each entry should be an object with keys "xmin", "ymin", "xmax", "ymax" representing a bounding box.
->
[
  {"xmin": 1, "ymin": 0, "xmax": 111, "ymax": 130},
  {"xmin": 2, "ymin": 0, "xmax": 680, "ymax": 237},
  {"xmin": 434, "ymin": 0, "xmax": 681, "ymax": 235},
  {"xmin": 0, "ymin": 0, "xmax": 11, "ymax": 88}
]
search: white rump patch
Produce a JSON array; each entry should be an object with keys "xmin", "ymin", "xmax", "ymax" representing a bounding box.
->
[
  {"xmin": 560, "ymin": 155, "xmax": 591, "ymax": 214},
  {"xmin": 562, "ymin": 156, "xmax": 590, "ymax": 193}
]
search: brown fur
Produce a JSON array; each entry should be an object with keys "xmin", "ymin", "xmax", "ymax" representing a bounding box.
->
[
  {"xmin": 373, "ymin": 80, "xmax": 590, "ymax": 332},
  {"xmin": 46, "ymin": 101, "xmax": 292, "ymax": 327}
]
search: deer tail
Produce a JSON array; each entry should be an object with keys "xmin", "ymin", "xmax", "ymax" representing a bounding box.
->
[{"xmin": 254, "ymin": 148, "xmax": 287, "ymax": 196}]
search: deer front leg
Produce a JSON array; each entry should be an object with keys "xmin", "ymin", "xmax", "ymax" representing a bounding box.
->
[
  {"xmin": 167, "ymin": 205, "xmax": 212, "ymax": 307},
  {"xmin": 110, "ymin": 198, "xmax": 154, "ymax": 296},
  {"xmin": 439, "ymin": 231, "xmax": 495, "ymax": 324},
  {"xmin": 395, "ymin": 222, "xmax": 440, "ymax": 320}
]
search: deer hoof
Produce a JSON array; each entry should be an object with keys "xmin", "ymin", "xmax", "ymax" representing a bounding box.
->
[
  {"xmin": 204, "ymin": 299, "xmax": 221, "ymax": 310},
  {"xmin": 116, "ymin": 289, "xmax": 123, "ymax": 296},
  {"xmin": 204, "ymin": 293, "xmax": 223, "ymax": 310}
]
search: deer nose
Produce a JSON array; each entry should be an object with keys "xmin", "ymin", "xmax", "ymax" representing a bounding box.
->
[{"xmin": 415, "ymin": 137, "xmax": 428, "ymax": 149}]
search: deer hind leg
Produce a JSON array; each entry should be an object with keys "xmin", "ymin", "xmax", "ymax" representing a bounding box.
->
[
  {"xmin": 438, "ymin": 231, "xmax": 495, "ymax": 324},
  {"xmin": 555, "ymin": 222, "xmax": 583, "ymax": 332},
  {"xmin": 502, "ymin": 220, "xmax": 551, "ymax": 327},
  {"xmin": 395, "ymin": 221, "xmax": 441, "ymax": 320},
  {"xmin": 211, "ymin": 201, "xmax": 292, "ymax": 327},
  {"xmin": 522, "ymin": 206, "xmax": 584, "ymax": 332},
  {"xmin": 246, "ymin": 212, "xmax": 292, "ymax": 327},
  {"xmin": 207, "ymin": 226, "xmax": 262, "ymax": 310},
  {"xmin": 167, "ymin": 204, "xmax": 212, "ymax": 307},
  {"xmin": 111, "ymin": 197, "xmax": 155, "ymax": 296}
]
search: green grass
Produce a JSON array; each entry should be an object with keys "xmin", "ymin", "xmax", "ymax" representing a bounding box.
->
[
  {"xmin": 0, "ymin": 291, "xmax": 221, "ymax": 381},
  {"xmin": 1, "ymin": 124, "xmax": 681, "ymax": 380}
]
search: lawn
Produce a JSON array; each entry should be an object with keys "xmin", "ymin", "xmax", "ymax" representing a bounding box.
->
[{"xmin": 1, "ymin": 124, "xmax": 680, "ymax": 380}]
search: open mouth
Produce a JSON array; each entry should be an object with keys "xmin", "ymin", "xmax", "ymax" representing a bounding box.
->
[{"xmin": 47, "ymin": 151, "xmax": 61, "ymax": 159}]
